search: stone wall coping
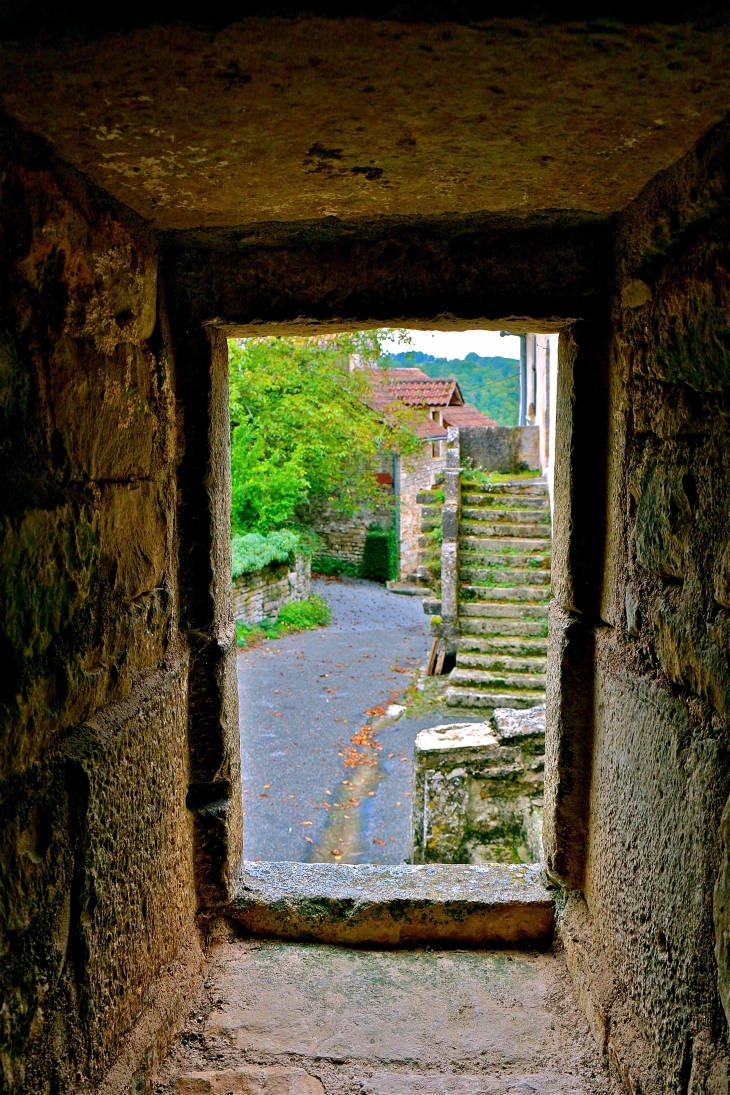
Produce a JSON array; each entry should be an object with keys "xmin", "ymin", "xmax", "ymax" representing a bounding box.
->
[
  {"xmin": 415, "ymin": 721, "xmax": 498, "ymax": 753},
  {"xmin": 225, "ymin": 861, "xmax": 553, "ymax": 946}
]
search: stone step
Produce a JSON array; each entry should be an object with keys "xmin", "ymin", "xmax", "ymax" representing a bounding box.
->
[
  {"xmin": 461, "ymin": 536, "xmax": 552, "ymax": 553},
  {"xmin": 444, "ymin": 686, "xmax": 546, "ymax": 709},
  {"xmin": 460, "ymin": 602, "xmax": 549, "ymax": 619},
  {"xmin": 456, "ymin": 652, "xmax": 547, "ymax": 673},
  {"xmin": 448, "ymin": 667, "xmax": 547, "ymax": 690},
  {"xmin": 461, "ymin": 552, "xmax": 551, "ymax": 569},
  {"xmin": 462, "ymin": 492, "xmax": 549, "ymax": 509},
  {"xmin": 458, "ymin": 635, "xmax": 549, "ymax": 656},
  {"xmin": 461, "ymin": 521, "xmax": 550, "ymax": 539},
  {"xmin": 461, "ymin": 479, "xmax": 547, "ymax": 493},
  {"xmin": 461, "ymin": 567, "xmax": 551, "ymax": 585},
  {"xmin": 459, "ymin": 617, "xmax": 548, "ymax": 637},
  {"xmin": 231, "ymin": 861, "xmax": 554, "ymax": 945},
  {"xmin": 461, "ymin": 584, "xmax": 551, "ymax": 603},
  {"xmin": 461, "ymin": 507, "xmax": 550, "ymax": 524}
]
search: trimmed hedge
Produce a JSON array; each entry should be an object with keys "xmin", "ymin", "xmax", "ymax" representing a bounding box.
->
[{"xmin": 360, "ymin": 527, "xmax": 398, "ymax": 583}]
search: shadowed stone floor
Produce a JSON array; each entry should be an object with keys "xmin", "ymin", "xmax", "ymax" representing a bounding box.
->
[{"xmin": 156, "ymin": 938, "xmax": 611, "ymax": 1094}]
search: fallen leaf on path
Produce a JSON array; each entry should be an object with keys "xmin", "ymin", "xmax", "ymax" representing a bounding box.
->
[
  {"xmin": 331, "ymin": 849, "xmax": 343, "ymax": 858},
  {"xmin": 274, "ymin": 690, "xmax": 281, "ymax": 694},
  {"xmin": 365, "ymin": 705, "xmax": 387, "ymax": 716},
  {"xmin": 259, "ymin": 793, "xmax": 269, "ymax": 798},
  {"xmin": 396, "ymin": 801, "xmax": 402, "ymax": 807},
  {"xmin": 273, "ymin": 712, "xmax": 283, "ymax": 717},
  {"xmin": 305, "ymin": 837, "xmax": 314, "ymax": 843},
  {"xmin": 390, "ymin": 667, "xmax": 412, "ymax": 674},
  {"xmin": 301, "ymin": 821, "xmax": 312, "ymax": 826},
  {"xmin": 336, "ymin": 664, "xmax": 348, "ymax": 668},
  {"xmin": 388, "ymin": 753, "xmax": 396, "ymax": 758},
  {"xmin": 367, "ymin": 791, "xmax": 375, "ymax": 797},
  {"xmin": 264, "ymin": 784, "xmax": 271, "ymax": 789},
  {"xmin": 372, "ymin": 838, "xmax": 386, "ymax": 846}
]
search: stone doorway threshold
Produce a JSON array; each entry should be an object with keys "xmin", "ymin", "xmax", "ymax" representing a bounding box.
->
[
  {"xmin": 157, "ymin": 930, "xmax": 611, "ymax": 1094},
  {"xmin": 228, "ymin": 862, "xmax": 553, "ymax": 947}
]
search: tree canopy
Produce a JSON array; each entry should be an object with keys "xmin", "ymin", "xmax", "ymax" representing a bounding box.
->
[{"xmin": 228, "ymin": 333, "xmax": 420, "ymax": 535}]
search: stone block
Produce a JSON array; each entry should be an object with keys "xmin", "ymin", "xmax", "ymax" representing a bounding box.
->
[
  {"xmin": 460, "ymin": 426, "xmax": 540, "ymax": 473},
  {"xmin": 175, "ymin": 1067, "xmax": 324, "ymax": 1094},
  {"xmin": 411, "ymin": 707, "xmax": 545, "ymax": 866},
  {"xmin": 100, "ymin": 480, "xmax": 167, "ymax": 600},
  {"xmin": 49, "ymin": 337, "xmax": 158, "ymax": 481},
  {"xmin": 229, "ymin": 861, "xmax": 553, "ymax": 945},
  {"xmin": 634, "ymin": 460, "xmax": 693, "ymax": 579}
]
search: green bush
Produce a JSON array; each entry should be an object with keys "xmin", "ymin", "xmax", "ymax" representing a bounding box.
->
[
  {"xmin": 231, "ymin": 530, "xmax": 300, "ymax": 577},
  {"xmin": 313, "ymin": 554, "xmax": 359, "ymax": 577},
  {"xmin": 359, "ymin": 527, "xmax": 398, "ymax": 583},
  {"xmin": 278, "ymin": 596, "xmax": 331, "ymax": 629},
  {"xmin": 235, "ymin": 595, "xmax": 331, "ymax": 647}
]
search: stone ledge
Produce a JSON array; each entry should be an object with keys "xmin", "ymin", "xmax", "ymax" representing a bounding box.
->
[{"xmin": 226, "ymin": 861, "xmax": 553, "ymax": 947}]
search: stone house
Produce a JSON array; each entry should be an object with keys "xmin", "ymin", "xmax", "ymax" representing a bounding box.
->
[{"xmin": 369, "ymin": 367, "xmax": 496, "ymax": 579}]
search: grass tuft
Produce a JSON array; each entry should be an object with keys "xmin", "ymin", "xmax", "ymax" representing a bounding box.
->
[{"xmin": 235, "ymin": 595, "xmax": 331, "ymax": 648}]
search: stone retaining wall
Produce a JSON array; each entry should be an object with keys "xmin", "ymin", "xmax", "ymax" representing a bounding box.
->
[
  {"xmin": 410, "ymin": 706, "xmax": 545, "ymax": 865},
  {"xmin": 232, "ymin": 554, "xmax": 311, "ymax": 625},
  {"xmin": 460, "ymin": 425, "xmax": 540, "ymax": 473}
]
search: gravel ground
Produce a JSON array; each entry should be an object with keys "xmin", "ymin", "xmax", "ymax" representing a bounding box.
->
[{"xmin": 238, "ymin": 577, "xmax": 471, "ymax": 864}]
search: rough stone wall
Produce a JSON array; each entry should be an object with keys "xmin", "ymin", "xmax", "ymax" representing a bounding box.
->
[
  {"xmin": 302, "ymin": 499, "xmax": 392, "ymax": 570},
  {"xmin": 232, "ymin": 555, "xmax": 311, "ymax": 625},
  {"xmin": 411, "ymin": 708, "xmax": 545, "ymax": 866},
  {"xmin": 460, "ymin": 425, "xmax": 540, "ymax": 474},
  {"xmin": 549, "ymin": 117, "xmax": 730, "ymax": 1094},
  {"xmin": 398, "ymin": 447, "xmax": 445, "ymax": 579},
  {"xmin": 0, "ymin": 122, "xmax": 199, "ymax": 1094}
]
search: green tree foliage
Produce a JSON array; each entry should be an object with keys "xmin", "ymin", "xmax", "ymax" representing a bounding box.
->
[
  {"xmin": 382, "ymin": 351, "xmax": 520, "ymax": 426},
  {"xmin": 228, "ymin": 334, "xmax": 420, "ymax": 535}
]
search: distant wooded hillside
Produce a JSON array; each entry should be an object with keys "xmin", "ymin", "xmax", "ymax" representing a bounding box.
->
[{"xmin": 381, "ymin": 351, "xmax": 519, "ymax": 426}]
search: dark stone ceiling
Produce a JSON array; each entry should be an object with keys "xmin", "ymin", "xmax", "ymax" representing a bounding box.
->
[{"xmin": 1, "ymin": 16, "xmax": 727, "ymax": 229}]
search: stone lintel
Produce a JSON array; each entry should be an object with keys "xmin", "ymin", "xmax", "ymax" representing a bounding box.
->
[{"xmin": 226, "ymin": 861, "xmax": 554, "ymax": 946}]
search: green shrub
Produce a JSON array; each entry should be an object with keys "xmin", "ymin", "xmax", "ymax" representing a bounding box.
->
[
  {"xmin": 231, "ymin": 530, "xmax": 300, "ymax": 577},
  {"xmin": 312, "ymin": 554, "xmax": 359, "ymax": 578},
  {"xmin": 235, "ymin": 595, "xmax": 331, "ymax": 648},
  {"xmin": 359, "ymin": 527, "xmax": 398, "ymax": 583},
  {"xmin": 278, "ymin": 595, "xmax": 331, "ymax": 630}
]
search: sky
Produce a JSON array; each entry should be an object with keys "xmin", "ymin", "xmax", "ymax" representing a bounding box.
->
[{"xmin": 379, "ymin": 328, "xmax": 521, "ymax": 360}]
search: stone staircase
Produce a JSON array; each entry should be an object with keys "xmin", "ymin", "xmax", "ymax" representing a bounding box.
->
[{"xmin": 445, "ymin": 477, "xmax": 551, "ymax": 710}]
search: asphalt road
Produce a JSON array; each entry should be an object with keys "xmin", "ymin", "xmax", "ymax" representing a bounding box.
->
[{"xmin": 238, "ymin": 577, "xmax": 461, "ymax": 864}]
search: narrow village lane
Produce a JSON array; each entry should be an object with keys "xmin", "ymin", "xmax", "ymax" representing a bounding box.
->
[{"xmin": 238, "ymin": 577, "xmax": 454, "ymax": 864}]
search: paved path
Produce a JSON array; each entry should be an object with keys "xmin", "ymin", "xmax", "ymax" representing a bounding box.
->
[{"xmin": 238, "ymin": 577, "xmax": 464, "ymax": 864}]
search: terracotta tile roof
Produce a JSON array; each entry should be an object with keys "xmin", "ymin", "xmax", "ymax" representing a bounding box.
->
[
  {"xmin": 366, "ymin": 370, "xmax": 464, "ymax": 410},
  {"xmin": 442, "ymin": 404, "xmax": 497, "ymax": 428},
  {"xmin": 383, "ymin": 367, "xmax": 431, "ymax": 381}
]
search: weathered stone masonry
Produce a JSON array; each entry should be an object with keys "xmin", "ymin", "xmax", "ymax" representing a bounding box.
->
[
  {"xmin": 0, "ymin": 19, "xmax": 729, "ymax": 1094},
  {"xmin": 0, "ymin": 121, "xmax": 203, "ymax": 1094},
  {"xmin": 544, "ymin": 119, "xmax": 730, "ymax": 1094},
  {"xmin": 232, "ymin": 555, "xmax": 310, "ymax": 626}
]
